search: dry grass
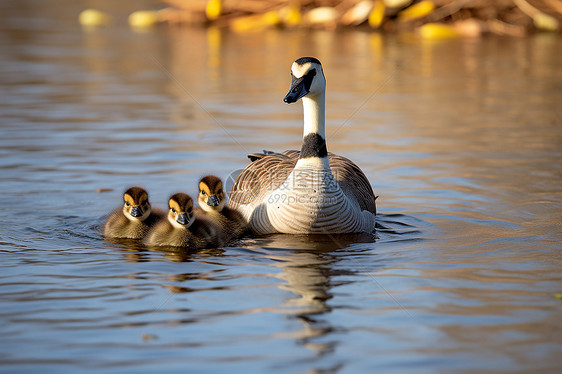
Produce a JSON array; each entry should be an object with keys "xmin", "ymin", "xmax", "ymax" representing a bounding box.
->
[{"xmin": 157, "ymin": 0, "xmax": 562, "ymax": 36}]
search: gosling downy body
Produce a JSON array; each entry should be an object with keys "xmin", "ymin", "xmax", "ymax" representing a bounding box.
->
[
  {"xmin": 143, "ymin": 193, "xmax": 223, "ymax": 249},
  {"xmin": 104, "ymin": 186, "xmax": 163, "ymax": 240},
  {"xmin": 229, "ymin": 57, "xmax": 377, "ymax": 235},
  {"xmin": 196, "ymin": 175, "xmax": 248, "ymax": 244}
]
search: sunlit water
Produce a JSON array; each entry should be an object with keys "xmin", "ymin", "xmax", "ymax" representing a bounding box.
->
[{"xmin": 1, "ymin": 1, "xmax": 561, "ymax": 373}]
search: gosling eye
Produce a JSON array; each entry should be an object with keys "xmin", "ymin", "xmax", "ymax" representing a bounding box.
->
[
  {"xmin": 201, "ymin": 190, "xmax": 206, "ymax": 195},
  {"xmin": 187, "ymin": 207, "xmax": 193, "ymax": 214},
  {"xmin": 125, "ymin": 202, "xmax": 131, "ymax": 206},
  {"xmin": 171, "ymin": 208, "xmax": 176, "ymax": 213},
  {"xmin": 218, "ymin": 189, "xmax": 223, "ymax": 195}
]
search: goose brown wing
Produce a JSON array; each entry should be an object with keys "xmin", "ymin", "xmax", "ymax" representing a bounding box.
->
[
  {"xmin": 229, "ymin": 152, "xmax": 298, "ymax": 207},
  {"xmin": 281, "ymin": 150, "xmax": 300, "ymax": 159},
  {"xmin": 328, "ymin": 153, "xmax": 377, "ymax": 214},
  {"xmin": 230, "ymin": 150, "xmax": 376, "ymax": 214},
  {"xmin": 247, "ymin": 149, "xmax": 300, "ymax": 162}
]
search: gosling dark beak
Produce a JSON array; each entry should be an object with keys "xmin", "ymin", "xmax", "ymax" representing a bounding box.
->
[
  {"xmin": 207, "ymin": 195, "xmax": 220, "ymax": 207},
  {"xmin": 283, "ymin": 75, "xmax": 308, "ymax": 104},
  {"xmin": 130, "ymin": 206, "xmax": 143, "ymax": 217},
  {"xmin": 176, "ymin": 213, "xmax": 190, "ymax": 225}
]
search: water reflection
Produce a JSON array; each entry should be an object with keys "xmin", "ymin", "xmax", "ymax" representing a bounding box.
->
[
  {"xmin": 156, "ymin": 247, "xmax": 226, "ymax": 263},
  {"xmin": 120, "ymin": 233, "xmax": 378, "ymax": 358},
  {"xmin": 245, "ymin": 234, "xmax": 375, "ymax": 356}
]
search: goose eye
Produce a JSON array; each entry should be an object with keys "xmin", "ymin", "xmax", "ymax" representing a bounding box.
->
[
  {"xmin": 171, "ymin": 208, "xmax": 176, "ymax": 213},
  {"xmin": 201, "ymin": 190, "xmax": 206, "ymax": 195},
  {"xmin": 125, "ymin": 202, "xmax": 130, "ymax": 206}
]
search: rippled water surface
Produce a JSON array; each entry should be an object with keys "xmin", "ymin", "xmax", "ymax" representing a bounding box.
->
[{"xmin": 1, "ymin": 1, "xmax": 561, "ymax": 373}]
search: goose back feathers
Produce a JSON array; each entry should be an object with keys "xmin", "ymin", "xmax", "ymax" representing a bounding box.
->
[{"xmin": 229, "ymin": 150, "xmax": 376, "ymax": 234}]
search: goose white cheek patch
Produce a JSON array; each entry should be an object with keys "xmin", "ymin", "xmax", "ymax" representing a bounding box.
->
[{"xmin": 291, "ymin": 62, "xmax": 312, "ymax": 79}]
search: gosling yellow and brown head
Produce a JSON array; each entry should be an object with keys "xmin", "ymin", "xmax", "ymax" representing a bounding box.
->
[
  {"xmin": 198, "ymin": 175, "xmax": 226, "ymax": 213},
  {"xmin": 168, "ymin": 193, "xmax": 195, "ymax": 229},
  {"xmin": 122, "ymin": 186, "xmax": 152, "ymax": 221}
]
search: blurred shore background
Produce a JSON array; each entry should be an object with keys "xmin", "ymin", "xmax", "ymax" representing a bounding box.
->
[{"xmin": 78, "ymin": 0, "xmax": 562, "ymax": 37}]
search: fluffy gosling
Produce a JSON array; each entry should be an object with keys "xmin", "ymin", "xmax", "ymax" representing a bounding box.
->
[
  {"xmin": 143, "ymin": 192, "xmax": 223, "ymax": 249},
  {"xmin": 104, "ymin": 186, "xmax": 163, "ymax": 240},
  {"xmin": 196, "ymin": 175, "xmax": 248, "ymax": 244}
]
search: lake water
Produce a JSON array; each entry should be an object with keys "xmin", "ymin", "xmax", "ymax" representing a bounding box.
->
[{"xmin": 1, "ymin": 1, "xmax": 561, "ymax": 373}]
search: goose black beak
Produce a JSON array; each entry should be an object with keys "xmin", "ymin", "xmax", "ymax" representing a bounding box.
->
[
  {"xmin": 130, "ymin": 206, "xmax": 143, "ymax": 217},
  {"xmin": 283, "ymin": 76, "xmax": 308, "ymax": 104},
  {"xmin": 207, "ymin": 195, "xmax": 220, "ymax": 207}
]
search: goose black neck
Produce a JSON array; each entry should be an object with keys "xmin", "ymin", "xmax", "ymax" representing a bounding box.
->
[{"xmin": 300, "ymin": 132, "xmax": 328, "ymax": 159}]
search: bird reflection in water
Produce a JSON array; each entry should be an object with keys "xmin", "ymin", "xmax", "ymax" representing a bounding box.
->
[
  {"xmin": 253, "ymin": 233, "xmax": 375, "ymax": 355},
  {"xmin": 114, "ymin": 231, "xmax": 375, "ymax": 357}
]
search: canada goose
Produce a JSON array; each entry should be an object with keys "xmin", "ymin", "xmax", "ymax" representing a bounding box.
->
[
  {"xmin": 229, "ymin": 57, "xmax": 377, "ymax": 235},
  {"xmin": 104, "ymin": 186, "xmax": 163, "ymax": 239},
  {"xmin": 196, "ymin": 175, "xmax": 248, "ymax": 243},
  {"xmin": 143, "ymin": 193, "xmax": 223, "ymax": 248}
]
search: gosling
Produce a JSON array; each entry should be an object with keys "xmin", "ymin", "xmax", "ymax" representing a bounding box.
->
[
  {"xmin": 196, "ymin": 175, "xmax": 248, "ymax": 244},
  {"xmin": 104, "ymin": 186, "xmax": 163, "ymax": 240},
  {"xmin": 143, "ymin": 192, "xmax": 223, "ymax": 248}
]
